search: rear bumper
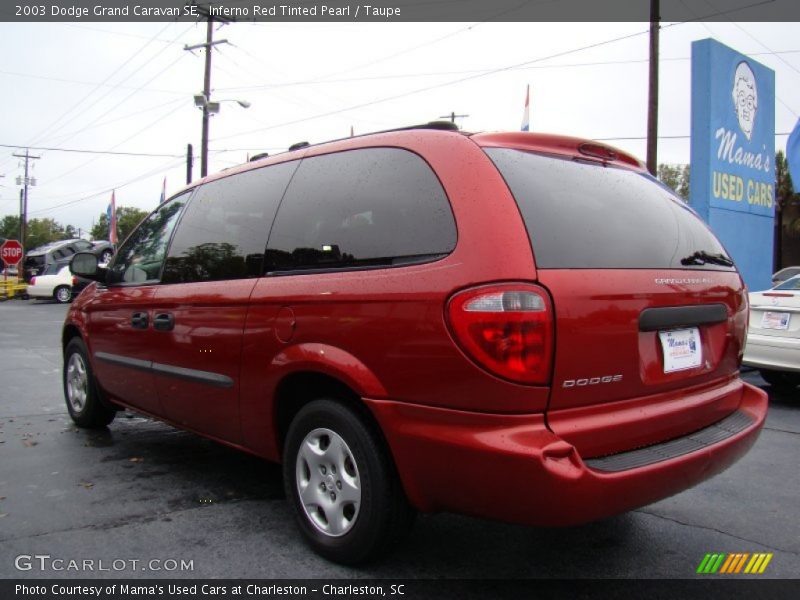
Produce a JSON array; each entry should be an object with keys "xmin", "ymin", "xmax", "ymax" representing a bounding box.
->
[
  {"xmin": 743, "ymin": 332, "xmax": 800, "ymax": 373},
  {"xmin": 365, "ymin": 380, "xmax": 767, "ymax": 526}
]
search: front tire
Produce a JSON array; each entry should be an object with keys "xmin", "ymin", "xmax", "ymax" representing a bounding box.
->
[
  {"xmin": 283, "ymin": 399, "xmax": 414, "ymax": 564},
  {"xmin": 63, "ymin": 338, "xmax": 116, "ymax": 428},
  {"xmin": 54, "ymin": 286, "xmax": 72, "ymax": 304}
]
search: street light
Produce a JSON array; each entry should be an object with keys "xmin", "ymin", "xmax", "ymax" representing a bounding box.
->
[{"xmin": 194, "ymin": 93, "xmax": 251, "ymax": 177}]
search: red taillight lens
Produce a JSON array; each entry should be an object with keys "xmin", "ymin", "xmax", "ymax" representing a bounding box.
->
[
  {"xmin": 446, "ymin": 284, "xmax": 553, "ymax": 385},
  {"xmin": 72, "ymin": 276, "xmax": 77, "ymax": 286},
  {"xmin": 30, "ymin": 277, "xmax": 36, "ymax": 285}
]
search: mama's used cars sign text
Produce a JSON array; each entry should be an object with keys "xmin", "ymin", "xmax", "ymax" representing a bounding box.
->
[{"xmin": 690, "ymin": 38, "xmax": 775, "ymax": 291}]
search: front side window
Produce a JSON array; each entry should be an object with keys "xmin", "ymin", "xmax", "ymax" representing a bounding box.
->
[
  {"xmin": 107, "ymin": 194, "xmax": 189, "ymax": 285},
  {"xmin": 162, "ymin": 161, "xmax": 298, "ymax": 284},
  {"xmin": 266, "ymin": 148, "xmax": 456, "ymax": 272}
]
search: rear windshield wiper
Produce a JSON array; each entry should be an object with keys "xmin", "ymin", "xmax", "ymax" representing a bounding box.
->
[{"xmin": 680, "ymin": 251, "xmax": 734, "ymax": 267}]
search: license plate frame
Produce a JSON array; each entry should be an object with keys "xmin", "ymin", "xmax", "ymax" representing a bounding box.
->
[
  {"xmin": 658, "ymin": 327, "xmax": 702, "ymax": 373},
  {"xmin": 761, "ymin": 311, "xmax": 790, "ymax": 330}
]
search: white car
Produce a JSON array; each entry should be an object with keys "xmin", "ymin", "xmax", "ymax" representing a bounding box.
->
[
  {"xmin": 743, "ymin": 274, "xmax": 800, "ymax": 390},
  {"xmin": 27, "ymin": 263, "xmax": 86, "ymax": 304}
]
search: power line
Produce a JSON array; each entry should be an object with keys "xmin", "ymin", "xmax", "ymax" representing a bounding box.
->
[
  {"xmin": 213, "ymin": 50, "xmax": 800, "ymax": 94},
  {"xmin": 45, "ymin": 102, "xmax": 187, "ymax": 186},
  {"xmin": 42, "ymin": 31, "xmax": 194, "ymax": 150},
  {"xmin": 0, "ymin": 143, "xmax": 184, "ymax": 158},
  {"xmin": 27, "ymin": 156, "xmax": 185, "ymax": 216},
  {"xmin": 214, "ymin": 24, "xmax": 674, "ymax": 143},
  {"xmin": 0, "ymin": 68, "xmax": 187, "ymax": 96},
  {"xmin": 22, "ymin": 23, "xmax": 176, "ymax": 151}
]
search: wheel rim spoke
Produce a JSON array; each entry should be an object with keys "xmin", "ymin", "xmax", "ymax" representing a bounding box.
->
[
  {"xmin": 295, "ymin": 427, "xmax": 361, "ymax": 538},
  {"xmin": 67, "ymin": 354, "xmax": 88, "ymax": 412}
]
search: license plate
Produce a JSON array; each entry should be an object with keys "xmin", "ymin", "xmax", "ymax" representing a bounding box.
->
[
  {"xmin": 761, "ymin": 311, "xmax": 790, "ymax": 330},
  {"xmin": 658, "ymin": 327, "xmax": 702, "ymax": 373}
]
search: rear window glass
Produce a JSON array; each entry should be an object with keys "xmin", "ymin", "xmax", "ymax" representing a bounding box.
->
[
  {"xmin": 265, "ymin": 148, "xmax": 456, "ymax": 272},
  {"xmin": 24, "ymin": 256, "xmax": 45, "ymax": 267},
  {"xmin": 775, "ymin": 276, "xmax": 800, "ymax": 291},
  {"xmin": 485, "ymin": 148, "xmax": 734, "ymax": 270}
]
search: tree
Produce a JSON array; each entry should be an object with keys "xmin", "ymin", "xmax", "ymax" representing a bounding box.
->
[
  {"xmin": 775, "ymin": 150, "xmax": 800, "ymax": 269},
  {"xmin": 90, "ymin": 206, "xmax": 149, "ymax": 243},
  {"xmin": 0, "ymin": 215, "xmax": 20, "ymax": 241},
  {"xmin": 25, "ymin": 218, "xmax": 66, "ymax": 249},
  {"xmin": 657, "ymin": 163, "xmax": 691, "ymax": 201}
]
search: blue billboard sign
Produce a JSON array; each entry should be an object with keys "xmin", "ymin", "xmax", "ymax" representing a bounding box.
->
[{"xmin": 690, "ymin": 38, "xmax": 775, "ymax": 291}]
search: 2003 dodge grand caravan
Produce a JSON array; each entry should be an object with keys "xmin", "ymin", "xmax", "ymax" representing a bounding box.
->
[{"xmin": 65, "ymin": 122, "xmax": 768, "ymax": 564}]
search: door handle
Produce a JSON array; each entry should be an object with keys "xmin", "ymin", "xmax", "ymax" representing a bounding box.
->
[
  {"xmin": 153, "ymin": 312, "xmax": 175, "ymax": 331},
  {"xmin": 131, "ymin": 312, "xmax": 149, "ymax": 330}
]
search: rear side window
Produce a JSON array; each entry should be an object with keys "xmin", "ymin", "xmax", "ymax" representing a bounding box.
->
[
  {"xmin": 162, "ymin": 161, "xmax": 298, "ymax": 284},
  {"xmin": 485, "ymin": 148, "xmax": 734, "ymax": 270},
  {"xmin": 265, "ymin": 148, "xmax": 456, "ymax": 272}
]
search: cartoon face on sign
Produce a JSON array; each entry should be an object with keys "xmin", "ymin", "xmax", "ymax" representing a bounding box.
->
[{"xmin": 732, "ymin": 61, "xmax": 758, "ymax": 140}]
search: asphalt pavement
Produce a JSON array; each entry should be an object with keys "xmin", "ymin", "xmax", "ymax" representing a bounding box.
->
[{"xmin": 0, "ymin": 298, "xmax": 798, "ymax": 581}]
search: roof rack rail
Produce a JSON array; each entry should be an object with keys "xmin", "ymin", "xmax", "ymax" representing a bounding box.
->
[
  {"xmin": 249, "ymin": 152, "xmax": 269, "ymax": 162},
  {"xmin": 270, "ymin": 121, "xmax": 461, "ymax": 161},
  {"xmin": 387, "ymin": 120, "xmax": 460, "ymax": 132}
]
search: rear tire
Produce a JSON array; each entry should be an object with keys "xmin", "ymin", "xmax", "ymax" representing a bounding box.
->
[
  {"xmin": 54, "ymin": 286, "xmax": 72, "ymax": 304},
  {"xmin": 759, "ymin": 369, "xmax": 800, "ymax": 390},
  {"xmin": 63, "ymin": 338, "xmax": 116, "ymax": 428},
  {"xmin": 283, "ymin": 399, "xmax": 414, "ymax": 565}
]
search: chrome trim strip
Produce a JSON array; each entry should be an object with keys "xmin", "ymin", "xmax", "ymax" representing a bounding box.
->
[
  {"xmin": 95, "ymin": 351, "xmax": 152, "ymax": 372},
  {"xmin": 150, "ymin": 362, "xmax": 234, "ymax": 389},
  {"xmin": 94, "ymin": 352, "xmax": 233, "ymax": 389}
]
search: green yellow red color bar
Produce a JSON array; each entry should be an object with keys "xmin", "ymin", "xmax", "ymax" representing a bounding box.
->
[{"xmin": 697, "ymin": 553, "xmax": 773, "ymax": 574}]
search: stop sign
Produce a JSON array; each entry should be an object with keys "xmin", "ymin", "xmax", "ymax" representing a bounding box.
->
[{"xmin": 1, "ymin": 239, "xmax": 24, "ymax": 266}]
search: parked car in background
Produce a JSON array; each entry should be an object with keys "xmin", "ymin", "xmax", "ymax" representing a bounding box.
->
[
  {"xmin": 23, "ymin": 239, "xmax": 115, "ymax": 282},
  {"xmin": 91, "ymin": 240, "xmax": 115, "ymax": 264},
  {"xmin": 772, "ymin": 266, "xmax": 800, "ymax": 287},
  {"xmin": 23, "ymin": 239, "xmax": 94, "ymax": 282},
  {"xmin": 27, "ymin": 261, "xmax": 90, "ymax": 303},
  {"xmin": 64, "ymin": 123, "xmax": 767, "ymax": 564},
  {"xmin": 743, "ymin": 274, "xmax": 800, "ymax": 390}
]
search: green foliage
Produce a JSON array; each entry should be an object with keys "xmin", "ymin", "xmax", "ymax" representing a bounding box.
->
[
  {"xmin": 0, "ymin": 215, "xmax": 21, "ymax": 241},
  {"xmin": 90, "ymin": 206, "xmax": 149, "ymax": 242},
  {"xmin": 775, "ymin": 150, "xmax": 796, "ymax": 209},
  {"xmin": 657, "ymin": 163, "xmax": 691, "ymax": 201}
]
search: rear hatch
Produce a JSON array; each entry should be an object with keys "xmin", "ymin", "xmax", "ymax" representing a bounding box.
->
[
  {"xmin": 23, "ymin": 254, "xmax": 46, "ymax": 281},
  {"xmin": 747, "ymin": 277, "xmax": 800, "ymax": 341},
  {"xmin": 481, "ymin": 138, "xmax": 747, "ymax": 455}
]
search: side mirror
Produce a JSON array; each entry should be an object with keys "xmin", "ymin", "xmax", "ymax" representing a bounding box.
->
[{"xmin": 70, "ymin": 252, "xmax": 107, "ymax": 283}]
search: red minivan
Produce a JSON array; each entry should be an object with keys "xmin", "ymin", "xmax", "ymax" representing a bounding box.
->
[{"xmin": 65, "ymin": 123, "xmax": 768, "ymax": 564}]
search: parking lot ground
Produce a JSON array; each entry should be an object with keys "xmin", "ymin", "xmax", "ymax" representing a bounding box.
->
[{"xmin": 0, "ymin": 299, "xmax": 799, "ymax": 581}]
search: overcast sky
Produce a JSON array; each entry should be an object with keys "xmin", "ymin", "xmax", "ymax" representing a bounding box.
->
[{"xmin": 0, "ymin": 19, "xmax": 798, "ymax": 237}]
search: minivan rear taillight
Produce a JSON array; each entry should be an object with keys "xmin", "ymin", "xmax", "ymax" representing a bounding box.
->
[
  {"xmin": 446, "ymin": 284, "xmax": 553, "ymax": 385},
  {"xmin": 30, "ymin": 277, "xmax": 36, "ymax": 285}
]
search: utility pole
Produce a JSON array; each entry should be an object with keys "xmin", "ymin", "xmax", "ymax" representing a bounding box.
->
[
  {"xmin": 439, "ymin": 112, "xmax": 469, "ymax": 127},
  {"xmin": 185, "ymin": 10, "xmax": 229, "ymax": 178},
  {"xmin": 186, "ymin": 143, "xmax": 194, "ymax": 184},
  {"xmin": 13, "ymin": 149, "xmax": 41, "ymax": 248},
  {"xmin": 646, "ymin": 0, "xmax": 660, "ymax": 176}
]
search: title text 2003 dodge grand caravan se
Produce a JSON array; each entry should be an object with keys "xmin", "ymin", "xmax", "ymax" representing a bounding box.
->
[{"xmin": 65, "ymin": 123, "xmax": 767, "ymax": 564}]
